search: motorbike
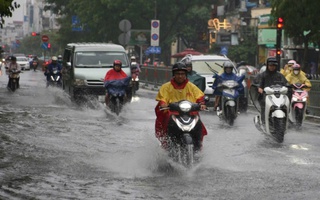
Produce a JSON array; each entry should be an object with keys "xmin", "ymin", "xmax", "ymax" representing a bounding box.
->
[
  {"xmin": 288, "ymin": 83, "xmax": 309, "ymax": 129},
  {"xmin": 131, "ymin": 68, "xmax": 139, "ymax": 96},
  {"xmin": 48, "ymin": 69, "xmax": 62, "ymax": 87},
  {"xmin": 213, "ymin": 75, "xmax": 245, "ymax": 126},
  {"xmin": 161, "ymin": 100, "xmax": 203, "ymax": 168},
  {"xmin": 7, "ymin": 69, "xmax": 20, "ymax": 92},
  {"xmin": 251, "ymin": 84, "xmax": 290, "ymax": 143},
  {"xmin": 32, "ymin": 60, "xmax": 38, "ymax": 71},
  {"xmin": 105, "ymin": 77, "xmax": 131, "ymax": 116}
]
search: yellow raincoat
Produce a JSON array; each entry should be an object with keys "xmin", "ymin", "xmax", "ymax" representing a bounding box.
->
[
  {"xmin": 156, "ymin": 80, "xmax": 205, "ymax": 105},
  {"xmin": 285, "ymin": 71, "xmax": 312, "ymax": 88}
]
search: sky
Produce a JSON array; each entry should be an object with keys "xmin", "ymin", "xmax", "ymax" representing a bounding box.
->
[{"xmin": 4, "ymin": 0, "xmax": 26, "ymax": 25}]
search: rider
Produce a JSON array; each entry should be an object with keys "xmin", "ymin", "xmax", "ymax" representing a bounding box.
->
[
  {"xmin": 212, "ymin": 61, "xmax": 244, "ymax": 111},
  {"xmin": 6, "ymin": 56, "xmax": 21, "ymax": 89},
  {"xmin": 57, "ymin": 55, "xmax": 63, "ymax": 65},
  {"xmin": 285, "ymin": 63, "xmax": 312, "ymax": 113},
  {"xmin": 155, "ymin": 62, "xmax": 207, "ymax": 151},
  {"xmin": 185, "ymin": 60, "xmax": 206, "ymax": 92},
  {"xmin": 258, "ymin": 57, "xmax": 288, "ymax": 124},
  {"xmin": 285, "ymin": 63, "xmax": 312, "ymax": 88},
  {"xmin": 104, "ymin": 60, "xmax": 129, "ymax": 106},
  {"xmin": 45, "ymin": 56, "xmax": 62, "ymax": 87}
]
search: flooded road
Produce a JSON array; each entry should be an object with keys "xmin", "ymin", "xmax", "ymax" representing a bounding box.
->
[{"xmin": 1, "ymin": 69, "xmax": 320, "ymax": 200}]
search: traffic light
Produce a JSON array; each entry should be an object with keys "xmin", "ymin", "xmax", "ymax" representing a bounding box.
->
[
  {"xmin": 276, "ymin": 17, "xmax": 284, "ymax": 70},
  {"xmin": 31, "ymin": 32, "xmax": 40, "ymax": 36},
  {"xmin": 47, "ymin": 43, "xmax": 51, "ymax": 49},
  {"xmin": 277, "ymin": 17, "xmax": 284, "ymax": 29}
]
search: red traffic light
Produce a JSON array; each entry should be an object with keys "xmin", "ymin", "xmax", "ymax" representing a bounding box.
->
[
  {"xmin": 277, "ymin": 17, "xmax": 284, "ymax": 29},
  {"xmin": 276, "ymin": 50, "xmax": 281, "ymax": 55},
  {"xmin": 31, "ymin": 32, "xmax": 37, "ymax": 36},
  {"xmin": 47, "ymin": 43, "xmax": 51, "ymax": 49}
]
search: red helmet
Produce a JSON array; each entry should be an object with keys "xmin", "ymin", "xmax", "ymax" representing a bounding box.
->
[
  {"xmin": 292, "ymin": 63, "xmax": 301, "ymax": 70},
  {"xmin": 113, "ymin": 60, "xmax": 122, "ymax": 67}
]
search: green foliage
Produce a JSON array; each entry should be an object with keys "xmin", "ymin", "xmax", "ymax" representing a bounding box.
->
[
  {"xmin": 227, "ymin": 38, "xmax": 257, "ymax": 66},
  {"xmin": 44, "ymin": 0, "xmax": 211, "ymax": 62},
  {"xmin": 17, "ymin": 32, "xmax": 63, "ymax": 57},
  {"xmin": 0, "ymin": 0, "xmax": 20, "ymax": 28},
  {"xmin": 270, "ymin": 0, "xmax": 320, "ymax": 68}
]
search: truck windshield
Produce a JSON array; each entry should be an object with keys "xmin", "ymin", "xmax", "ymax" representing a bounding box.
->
[{"xmin": 75, "ymin": 52, "xmax": 129, "ymax": 68}]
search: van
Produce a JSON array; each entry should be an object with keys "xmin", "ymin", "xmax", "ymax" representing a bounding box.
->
[{"xmin": 62, "ymin": 43, "xmax": 131, "ymax": 102}]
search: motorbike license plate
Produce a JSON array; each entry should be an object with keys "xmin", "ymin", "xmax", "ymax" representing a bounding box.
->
[{"xmin": 98, "ymin": 95, "xmax": 105, "ymax": 102}]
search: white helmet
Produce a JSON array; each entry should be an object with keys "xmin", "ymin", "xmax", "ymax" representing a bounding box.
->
[
  {"xmin": 288, "ymin": 60, "xmax": 296, "ymax": 65},
  {"xmin": 52, "ymin": 56, "xmax": 58, "ymax": 61},
  {"xmin": 131, "ymin": 56, "xmax": 136, "ymax": 60}
]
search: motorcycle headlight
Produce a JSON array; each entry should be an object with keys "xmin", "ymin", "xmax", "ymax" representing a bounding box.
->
[
  {"xmin": 74, "ymin": 79, "xmax": 86, "ymax": 86},
  {"xmin": 179, "ymin": 101, "xmax": 192, "ymax": 112}
]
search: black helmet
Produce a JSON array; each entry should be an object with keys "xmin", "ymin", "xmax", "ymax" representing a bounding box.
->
[
  {"xmin": 266, "ymin": 57, "xmax": 278, "ymax": 67},
  {"xmin": 172, "ymin": 62, "xmax": 187, "ymax": 75},
  {"xmin": 11, "ymin": 56, "xmax": 17, "ymax": 61}
]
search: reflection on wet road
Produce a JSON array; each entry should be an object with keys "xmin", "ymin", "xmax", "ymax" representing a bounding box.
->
[{"xmin": 1, "ymin": 70, "xmax": 320, "ymax": 199}]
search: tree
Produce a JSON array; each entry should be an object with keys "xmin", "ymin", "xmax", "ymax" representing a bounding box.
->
[
  {"xmin": 44, "ymin": 0, "xmax": 211, "ymax": 64},
  {"xmin": 0, "ymin": 0, "xmax": 20, "ymax": 28},
  {"xmin": 270, "ymin": 0, "xmax": 320, "ymax": 70}
]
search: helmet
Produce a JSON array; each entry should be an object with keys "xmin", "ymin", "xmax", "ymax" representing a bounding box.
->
[
  {"xmin": 223, "ymin": 61, "xmax": 234, "ymax": 68},
  {"xmin": 52, "ymin": 56, "xmax": 58, "ymax": 61},
  {"xmin": 130, "ymin": 56, "xmax": 136, "ymax": 60},
  {"xmin": 185, "ymin": 60, "xmax": 192, "ymax": 68},
  {"xmin": 113, "ymin": 60, "xmax": 122, "ymax": 67},
  {"xmin": 223, "ymin": 61, "xmax": 234, "ymax": 73},
  {"xmin": 172, "ymin": 62, "xmax": 187, "ymax": 75},
  {"xmin": 266, "ymin": 57, "xmax": 278, "ymax": 66},
  {"xmin": 288, "ymin": 60, "xmax": 296, "ymax": 65},
  {"xmin": 11, "ymin": 56, "xmax": 17, "ymax": 61},
  {"xmin": 58, "ymin": 55, "xmax": 62, "ymax": 59}
]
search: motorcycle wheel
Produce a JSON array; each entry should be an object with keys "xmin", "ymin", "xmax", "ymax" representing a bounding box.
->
[
  {"xmin": 226, "ymin": 106, "xmax": 235, "ymax": 126},
  {"xmin": 272, "ymin": 118, "xmax": 286, "ymax": 143},
  {"xmin": 295, "ymin": 108, "xmax": 303, "ymax": 128},
  {"xmin": 132, "ymin": 84, "xmax": 136, "ymax": 96},
  {"xmin": 184, "ymin": 144, "xmax": 194, "ymax": 168},
  {"xmin": 11, "ymin": 80, "xmax": 17, "ymax": 92}
]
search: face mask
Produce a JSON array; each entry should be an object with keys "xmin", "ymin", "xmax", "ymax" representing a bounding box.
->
[{"xmin": 293, "ymin": 70, "xmax": 299, "ymax": 75}]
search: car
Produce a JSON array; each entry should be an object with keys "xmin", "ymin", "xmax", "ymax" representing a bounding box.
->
[
  {"xmin": 16, "ymin": 56, "xmax": 30, "ymax": 70},
  {"xmin": 180, "ymin": 54, "xmax": 248, "ymax": 111},
  {"xmin": 62, "ymin": 43, "xmax": 131, "ymax": 102}
]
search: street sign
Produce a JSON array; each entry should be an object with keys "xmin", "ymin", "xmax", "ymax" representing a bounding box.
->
[
  {"xmin": 41, "ymin": 42, "xmax": 48, "ymax": 50},
  {"xmin": 118, "ymin": 32, "xmax": 130, "ymax": 46},
  {"xmin": 150, "ymin": 20, "xmax": 160, "ymax": 46},
  {"xmin": 119, "ymin": 19, "xmax": 131, "ymax": 32},
  {"xmin": 220, "ymin": 46, "xmax": 228, "ymax": 56},
  {"xmin": 145, "ymin": 46, "xmax": 161, "ymax": 54},
  {"xmin": 42, "ymin": 35, "xmax": 49, "ymax": 42}
]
